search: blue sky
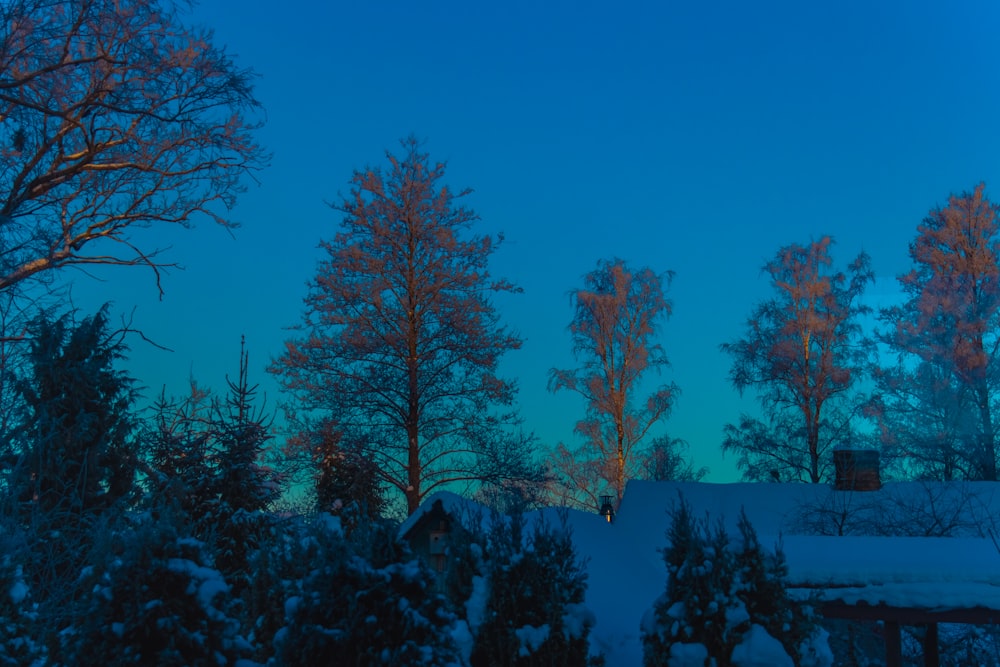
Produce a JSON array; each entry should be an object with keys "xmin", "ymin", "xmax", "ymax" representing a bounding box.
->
[{"xmin": 70, "ymin": 0, "xmax": 1000, "ymax": 481}]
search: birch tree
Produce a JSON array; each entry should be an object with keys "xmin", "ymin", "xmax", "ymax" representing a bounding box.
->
[
  {"xmin": 722, "ymin": 237, "xmax": 872, "ymax": 483},
  {"xmin": 874, "ymin": 184, "xmax": 1000, "ymax": 480},
  {"xmin": 549, "ymin": 258, "xmax": 678, "ymax": 504}
]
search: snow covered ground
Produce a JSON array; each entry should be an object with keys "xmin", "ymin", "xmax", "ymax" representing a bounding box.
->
[{"xmin": 404, "ymin": 480, "xmax": 1000, "ymax": 666}]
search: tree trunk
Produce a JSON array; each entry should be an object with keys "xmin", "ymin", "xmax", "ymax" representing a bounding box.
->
[
  {"xmin": 406, "ymin": 333, "xmax": 421, "ymax": 514},
  {"xmin": 977, "ymin": 384, "xmax": 997, "ymax": 481},
  {"xmin": 806, "ymin": 401, "xmax": 821, "ymax": 483},
  {"xmin": 616, "ymin": 411, "xmax": 626, "ymax": 503},
  {"xmin": 406, "ymin": 424, "xmax": 421, "ymax": 515}
]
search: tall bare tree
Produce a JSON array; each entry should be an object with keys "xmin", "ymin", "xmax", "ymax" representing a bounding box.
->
[
  {"xmin": 549, "ymin": 258, "xmax": 678, "ymax": 504},
  {"xmin": 270, "ymin": 138, "xmax": 535, "ymax": 515},
  {"xmin": 874, "ymin": 183, "xmax": 1000, "ymax": 480},
  {"xmin": 722, "ymin": 237, "xmax": 873, "ymax": 483},
  {"xmin": 0, "ymin": 0, "xmax": 265, "ymax": 294}
]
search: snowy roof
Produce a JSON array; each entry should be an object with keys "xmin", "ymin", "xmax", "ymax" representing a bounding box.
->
[{"xmin": 403, "ymin": 480, "xmax": 1000, "ymax": 667}]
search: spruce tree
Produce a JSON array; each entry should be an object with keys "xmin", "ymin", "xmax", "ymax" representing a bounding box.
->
[
  {"xmin": 143, "ymin": 384, "xmax": 216, "ymax": 525},
  {"xmin": 18, "ymin": 306, "xmax": 137, "ymax": 520},
  {"xmin": 275, "ymin": 516, "xmax": 459, "ymax": 666},
  {"xmin": 643, "ymin": 497, "xmax": 827, "ymax": 666},
  {"xmin": 208, "ymin": 337, "xmax": 281, "ymax": 595},
  {"xmin": 14, "ymin": 306, "xmax": 138, "ymax": 612},
  {"xmin": 471, "ymin": 512, "xmax": 596, "ymax": 667},
  {"xmin": 66, "ymin": 515, "xmax": 250, "ymax": 667}
]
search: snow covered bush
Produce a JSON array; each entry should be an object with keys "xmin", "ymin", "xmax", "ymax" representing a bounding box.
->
[
  {"xmin": 641, "ymin": 496, "xmax": 744, "ymax": 665},
  {"xmin": 274, "ymin": 515, "xmax": 460, "ymax": 666},
  {"xmin": 469, "ymin": 511, "xmax": 599, "ymax": 667},
  {"xmin": 63, "ymin": 516, "xmax": 250, "ymax": 666},
  {"xmin": 641, "ymin": 495, "xmax": 829, "ymax": 667},
  {"xmin": 0, "ymin": 553, "xmax": 41, "ymax": 666},
  {"xmin": 733, "ymin": 510, "xmax": 829, "ymax": 666}
]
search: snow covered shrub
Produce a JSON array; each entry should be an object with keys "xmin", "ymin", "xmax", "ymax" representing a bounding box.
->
[
  {"xmin": 642, "ymin": 496, "xmax": 829, "ymax": 667},
  {"xmin": 470, "ymin": 511, "xmax": 598, "ymax": 667},
  {"xmin": 641, "ymin": 496, "xmax": 744, "ymax": 665},
  {"xmin": 64, "ymin": 516, "xmax": 250, "ymax": 667},
  {"xmin": 242, "ymin": 526, "xmax": 289, "ymax": 664},
  {"xmin": 733, "ymin": 509, "xmax": 828, "ymax": 667},
  {"xmin": 440, "ymin": 509, "xmax": 489, "ymax": 661},
  {"xmin": 274, "ymin": 515, "xmax": 460, "ymax": 666},
  {"xmin": 0, "ymin": 553, "xmax": 41, "ymax": 666},
  {"xmin": 242, "ymin": 513, "xmax": 323, "ymax": 665}
]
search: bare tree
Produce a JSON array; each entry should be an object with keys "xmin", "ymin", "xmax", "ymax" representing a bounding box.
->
[
  {"xmin": 549, "ymin": 258, "xmax": 678, "ymax": 503},
  {"xmin": 0, "ymin": 0, "xmax": 266, "ymax": 294},
  {"xmin": 270, "ymin": 138, "xmax": 536, "ymax": 515},
  {"xmin": 722, "ymin": 237, "xmax": 873, "ymax": 483},
  {"xmin": 875, "ymin": 184, "xmax": 1000, "ymax": 480}
]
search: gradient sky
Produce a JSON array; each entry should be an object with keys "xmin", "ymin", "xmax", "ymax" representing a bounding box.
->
[{"xmin": 69, "ymin": 0, "xmax": 1000, "ymax": 482}]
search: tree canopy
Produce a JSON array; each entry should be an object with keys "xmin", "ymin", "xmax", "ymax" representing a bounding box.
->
[
  {"xmin": 0, "ymin": 0, "xmax": 266, "ymax": 295},
  {"xmin": 873, "ymin": 183, "xmax": 1000, "ymax": 480},
  {"xmin": 550, "ymin": 258, "xmax": 678, "ymax": 503},
  {"xmin": 271, "ymin": 137, "xmax": 537, "ymax": 515},
  {"xmin": 722, "ymin": 237, "xmax": 873, "ymax": 483}
]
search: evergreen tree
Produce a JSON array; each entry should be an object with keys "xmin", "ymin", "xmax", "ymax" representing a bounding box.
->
[
  {"xmin": 642, "ymin": 496, "xmax": 824, "ymax": 666},
  {"xmin": 471, "ymin": 512, "xmax": 596, "ymax": 667},
  {"xmin": 66, "ymin": 515, "xmax": 250, "ymax": 666},
  {"xmin": 12, "ymin": 306, "xmax": 138, "ymax": 614},
  {"xmin": 308, "ymin": 418, "xmax": 385, "ymax": 519},
  {"xmin": 18, "ymin": 306, "xmax": 137, "ymax": 519},
  {"xmin": 642, "ymin": 495, "xmax": 743, "ymax": 665},
  {"xmin": 441, "ymin": 510, "xmax": 489, "ymax": 662},
  {"xmin": 208, "ymin": 337, "xmax": 282, "ymax": 595},
  {"xmin": 141, "ymin": 340, "xmax": 281, "ymax": 604},
  {"xmin": 734, "ymin": 509, "xmax": 818, "ymax": 664},
  {"xmin": 275, "ymin": 515, "xmax": 460, "ymax": 666},
  {"xmin": 142, "ymin": 383, "xmax": 215, "ymax": 525}
]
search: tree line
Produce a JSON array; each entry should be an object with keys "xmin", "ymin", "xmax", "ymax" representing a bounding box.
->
[
  {"xmin": 1, "ymin": 0, "xmax": 998, "ymax": 528},
  {"xmin": 723, "ymin": 184, "xmax": 1000, "ymax": 486}
]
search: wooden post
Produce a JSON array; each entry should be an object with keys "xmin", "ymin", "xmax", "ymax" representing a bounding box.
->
[
  {"xmin": 923, "ymin": 623, "xmax": 939, "ymax": 667},
  {"xmin": 885, "ymin": 621, "xmax": 902, "ymax": 667}
]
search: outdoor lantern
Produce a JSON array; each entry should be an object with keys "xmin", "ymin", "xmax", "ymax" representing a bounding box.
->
[{"xmin": 599, "ymin": 495, "xmax": 615, "ymax": 523}]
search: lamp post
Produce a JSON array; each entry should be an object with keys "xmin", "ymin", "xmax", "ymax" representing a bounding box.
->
[{"xmin": 599, "ymin": 495, "xmax": 615, "ymax": 523}]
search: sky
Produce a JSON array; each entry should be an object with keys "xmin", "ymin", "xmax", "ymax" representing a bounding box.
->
[{"xmin": 68, "ymin": 0, "xmax": 1000, "ymax": 483}]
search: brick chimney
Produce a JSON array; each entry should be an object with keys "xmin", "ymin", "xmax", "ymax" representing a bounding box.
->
[{"xmin": 833, "ymin": 449, "xmax": 881, "ymax": 491}]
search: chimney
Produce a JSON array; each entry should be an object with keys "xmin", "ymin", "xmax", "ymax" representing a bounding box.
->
[{"xmin": 833, "ymin": 449, "xmax": 881, "ymax": 491}]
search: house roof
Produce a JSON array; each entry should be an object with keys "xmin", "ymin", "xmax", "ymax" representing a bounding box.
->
[{"xmin": 402, "ymin": 480, "xmax": 1000, "ymax": 667}]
